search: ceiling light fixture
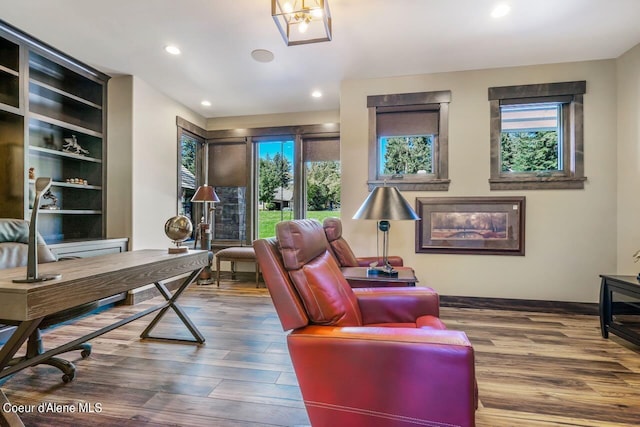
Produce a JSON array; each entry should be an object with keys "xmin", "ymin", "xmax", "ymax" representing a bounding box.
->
[
  {"xmin": 164, "ymin": 45, "xmax": 181, "ymax": 55},
  {"xmin": 272, "ymin": 0, "xmax": 332, "ymax": 46},
  {"xmin": 201, "ymin": 100, "xmax": 212, "ymax": 107},
  {"xmin": 311, "ymin": 90, "xmax": 322, "ymax": 98},
  {"xmin": 491, "ymin": 3, "xmax": 511, "ymax": 18}
]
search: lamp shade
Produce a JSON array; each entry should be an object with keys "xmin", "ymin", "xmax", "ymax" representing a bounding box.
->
[
  {"xmin": 353, "ymin": 186, "xmax": 420, "ymax": 221},
  {"xmin": 190, "ymin": 185, "xmax": 220, "ymax": 203}
]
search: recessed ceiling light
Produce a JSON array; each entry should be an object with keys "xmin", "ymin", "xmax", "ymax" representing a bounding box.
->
[
  {"xmin": 491, "ymin": 3, "xmax": 511, "ymax": 18},
  {"xmin": 251, "ymin": 49, "xmax": 275, "ymax": 63},
  {"xmin": 201, "ymin": 100, "xmax": 212, "ymax": 107},
  {"xmin": 164, "ymin": 45, "xmax": 181, "ymax": 55},
  {"xmin": 311, "ymin": 90, "xmax": 322, "ymax": 98}
]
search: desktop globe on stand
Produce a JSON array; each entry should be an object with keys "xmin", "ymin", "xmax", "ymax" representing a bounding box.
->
[{"xmin": 165, "ymin": 215, "xmax": 193, "ymax": 254}]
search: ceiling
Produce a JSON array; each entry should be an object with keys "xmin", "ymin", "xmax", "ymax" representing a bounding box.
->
[{"xmin": 2, "ymin": 0, "xmax": 640, "ymax": 119}]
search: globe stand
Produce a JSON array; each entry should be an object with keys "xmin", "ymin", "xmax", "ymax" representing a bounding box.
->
[{"xmin": 168, "ymin": 243, "xmax": 189, "ymax": 254}]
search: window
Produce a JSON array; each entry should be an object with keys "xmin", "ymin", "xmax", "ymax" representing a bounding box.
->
[
  {"xmin": 500, "ymin": 103, "xmax": 562, "ymax": 173},
  {"xmin": 256, "ymin": 140, "xmax": 295, "ymax": 239},
  {"xmin": 176, "ymin": 117, "xmax": 206, "ymax": 242},
  {"xmin": 254, "ymin": 137, "xmax": 341, "ymax": 239},
  {"xmin": 209, "ymin": 142, "xmax": 248, "ymax": 243},
  {"xmin": 207, "ymin": 123, "xmax": 340, "ymax": 241},
  {"xmin": 488, "ymin": 81, "xmax": 586, "ymax": 190},
  {"xmin": 368, "ymin": 91, "xmax": 451, "ymax": 191},
  {"xmin": 303, "ymin": 137, "xmax": 340, "ymax": 219},
  {"xmin": 380, "ymin": 135, "xmax": 434, "ymax": 175},
  {"xmin": 178, "ymin": 131, "xmax": 199, "ymax": 225}
]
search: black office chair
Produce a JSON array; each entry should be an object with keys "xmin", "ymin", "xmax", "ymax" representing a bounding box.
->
[{"xmin": 0, "ymin": 218, "xmax": 95, "ymax": 383}]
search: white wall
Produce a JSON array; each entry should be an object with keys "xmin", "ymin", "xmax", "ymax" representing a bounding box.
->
[
  {"xmin": 341, "ymin": 60, "xmax": 618, "ymax": 302},
  {"xmin": 616, "ymin": 43, "xmax": 640, "ymax": 274},
  {"xmin": 107, "ymin": 76, "xmax": 206, "ymax": 249}
]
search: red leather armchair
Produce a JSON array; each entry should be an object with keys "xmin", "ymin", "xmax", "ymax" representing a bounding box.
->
[
  {"xmin": 323, "ymin": 217, "xmax": 404, "ymax": 267},
  {"xmin": 254, "ymin": 219, "xmax": 477, "ymax": 427}
]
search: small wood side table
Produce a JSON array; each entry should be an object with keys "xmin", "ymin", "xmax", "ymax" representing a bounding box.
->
[{"xmin": 341, "ymin": 266, "xmax": 418, "ymax": 288}]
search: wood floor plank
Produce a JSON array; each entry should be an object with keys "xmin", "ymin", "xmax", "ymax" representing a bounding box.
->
[
  {"xmin": 143, "ymin": 391, "xmax": 309, "ymax": 426},
  {"xmin": 208, "ymin": 378, "xmax": 306, "ymax": 408},
  {"xmin": 2, "ymin": 281, "xmax": 639, "ymax": 426}
]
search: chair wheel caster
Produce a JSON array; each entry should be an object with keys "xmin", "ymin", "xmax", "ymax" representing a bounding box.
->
[
  {"xmin": 61, "ymin": 372, "xmax": 75, "ymax": 383},
  {"xmin": 81, "ymin": 349, "xmax": 91, "ymax": 358}
]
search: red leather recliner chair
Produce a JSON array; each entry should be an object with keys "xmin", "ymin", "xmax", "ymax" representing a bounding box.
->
[
  {"xmin": 254, "ymin": 219, "xmax": 477, "ymax": 427},
  {"xmin": 323, "ymin": 217, "xmax": 404, "ymax": 267}
]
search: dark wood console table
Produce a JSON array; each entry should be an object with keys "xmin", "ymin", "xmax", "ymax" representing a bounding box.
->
[
  {"xmin": 599, "ymin": 274, "xmax": 640, "ymax": 346},
  {"xmin": 0, "ymin": 249, "xmax": 208, "ymax": 427}
]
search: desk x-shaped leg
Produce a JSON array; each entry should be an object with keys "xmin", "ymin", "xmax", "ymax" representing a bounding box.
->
[
  {"xmin": 0, "ymin": 319, "xmax": 43, "ymax": 384},
  {"xmin": 140, "ymin": 268, "xmax": 205, "ymax": 343}
]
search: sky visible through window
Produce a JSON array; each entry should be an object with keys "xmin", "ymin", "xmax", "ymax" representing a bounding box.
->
[{"xmin": 259, "ymin": 141, "xmax": 294, "ymax": 160}]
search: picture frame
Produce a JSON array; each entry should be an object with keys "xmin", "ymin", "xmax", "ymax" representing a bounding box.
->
[{"xmin": 415, "ymin": 196, "xmax": 525, "ymax": 255}]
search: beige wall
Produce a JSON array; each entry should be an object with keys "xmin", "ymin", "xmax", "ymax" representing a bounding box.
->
[
  {"xmin": 341, "ymin": 60, "xmax": 618, "ymax": 302},
  {"xmin": 616, "ymin": 43, "xmax": 640, "ymax": 274},
  {"xmin": 106, "ymin": 76, "xmax": 133, "ymax": 243},
  {"xmin": 207, "ymin": 110, "xmax": 339, "ymax": 130},
  {"xmin": 107, "ymin": 76, "xmax": 206, "ymax": 250},
  {"xmin": 108, "ymin": 52, "xmax": 635, "ymax": 302}
]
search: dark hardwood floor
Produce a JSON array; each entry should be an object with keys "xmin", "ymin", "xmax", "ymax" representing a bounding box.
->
[{"xmin": 2, "ymin": 282, "xmax": 639, "ymax": 426}]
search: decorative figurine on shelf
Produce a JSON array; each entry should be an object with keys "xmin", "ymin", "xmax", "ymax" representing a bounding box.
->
[
  {"xmin": 29, "ymin": 167, "xmax": 35, "ymax": 180},
  {"xmin": 43, "ymin": 133, "xmax": 56, "ymax": 149},
  {"xmin": 40, "ymin": 190, "xmax": 60, "ymax": 210},
  {"xmin": 62, "ymin": 135, "xmax": 89, "ymax": 156},
  {"xmin": 65, "ymin": 178, "xmax": 89, "ymax": 185},
  {"xmin": 164, "ymin": 215, "xmax": 193, "ymax": 254}
]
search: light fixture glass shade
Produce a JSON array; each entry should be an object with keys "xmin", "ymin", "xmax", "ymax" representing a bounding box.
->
[
  {"xmin": 191, "ymin": 185, "xmax": 220, "ymax": 203},
  {"xmin": 272, "ymin": 0, "xmax": 332, "ymax": 46},
  {"xmin": 352, "ymin": 186, "xmax": 420, "ymax": 221}
]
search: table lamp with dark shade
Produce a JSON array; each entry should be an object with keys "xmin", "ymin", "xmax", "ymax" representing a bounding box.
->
[
  {"xmin": 191, "ymin": 184, "xmax": 220, "ymax": 251},
  {"xmin": 352, "ymin": 185, "xmax": 420, "ymax": 276}
]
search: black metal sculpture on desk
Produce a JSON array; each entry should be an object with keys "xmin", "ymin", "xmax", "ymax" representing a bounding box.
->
[{"xmin": 13, "ymin": 177, "xmax": 61, "ymax": 283}]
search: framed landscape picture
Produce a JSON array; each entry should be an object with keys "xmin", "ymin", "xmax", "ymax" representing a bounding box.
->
[{"xmin": 415, "ymin": 197, "xmax": 525, "ymax": 255}]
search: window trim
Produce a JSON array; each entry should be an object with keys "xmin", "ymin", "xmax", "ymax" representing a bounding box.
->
[
  {"xmin": 367, "ymin": 91, "xmax": 451, "ymax": 191},
  {"xmin": 488, "ymin": 81, "xmax": 586, "ymax": 190}
]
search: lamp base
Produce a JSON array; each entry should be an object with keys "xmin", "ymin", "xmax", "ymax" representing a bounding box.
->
[
  {"xmin": 367, "ymin": 266, "xmax": 398, "ymax": 277},
  {"xmin": 13, "ymin": 273, "xmax": 62, "ymax": 283}
]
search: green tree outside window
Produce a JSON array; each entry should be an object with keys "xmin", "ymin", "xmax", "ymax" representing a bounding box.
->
[
  {"xmin": 381, "ymin": 136, "xmax": 433, "ymax": 175},
  {"xmin": 500, "ymin": 131, "xmax": 559, "ymax": 172}
]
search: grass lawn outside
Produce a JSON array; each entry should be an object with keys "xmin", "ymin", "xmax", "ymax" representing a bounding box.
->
[{"xmin": 258, "ymin": 210, "xmax": 340, "ymax": 239}]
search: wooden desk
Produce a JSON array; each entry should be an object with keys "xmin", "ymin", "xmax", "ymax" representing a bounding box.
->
[
  {"xmin": 599, "ymin": 274, "xmax": 640, "ymax": 346},
  {"xmin": 341, "ymin": 266, "xmax": 418, "ymax": 288},
  {"xmin": 0, "ymin": 250, "xmax": 208, "ymax": 427}
]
